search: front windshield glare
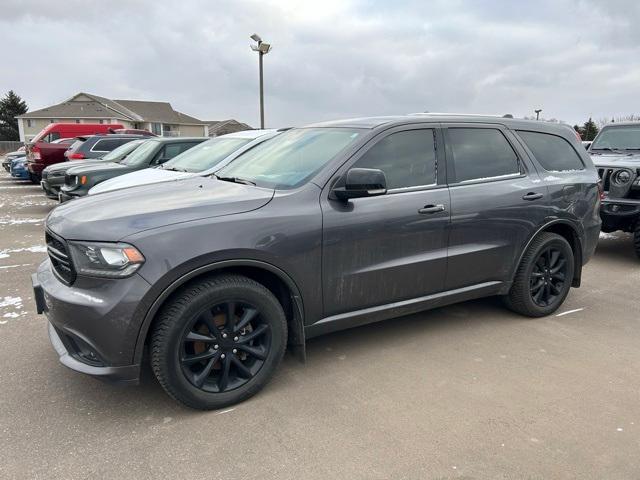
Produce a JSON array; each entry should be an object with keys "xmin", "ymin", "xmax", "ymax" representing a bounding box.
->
[
  {"xmin": 216, "ymin": 128, "xmax": 362, "ymax": 189},
  {"xmin": 119, "ymin": 140, "xmax": 158, "ymax": 166},
  {"xmin": 102, "ymin": 140, "xmax": 143, "ymax": 161},
  {"xmin": 163, "ymin": 137, "xmax": 252, "ymax": 172},
  {"xmin": 591, "ymin": 126, "xmax": 640, "ymax": 150}
]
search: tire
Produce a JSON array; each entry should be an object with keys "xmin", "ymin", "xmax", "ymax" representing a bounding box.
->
[
  {"xmin": 504, "ymin": 232, "xmax": 575, "ymax": 317},
  {"xmin": 634, "ymin": 223, "xmax": 640, "ymax": 260},
  {"xmin": 151, "ymin": 274, "xmax": 287, "ymax": 410},
  {"xmin": 29, "ymin": 172, "xmax": 39, "ymax": 184}
]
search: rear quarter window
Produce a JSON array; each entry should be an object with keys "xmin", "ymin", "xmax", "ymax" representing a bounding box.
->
[
  {"xmin": 91, "ymin": 138, "xmax": 131, "ymax": 152},
  {"xmin": 517, "ymin": 130, "xmax": 584, "ymax": 172}
]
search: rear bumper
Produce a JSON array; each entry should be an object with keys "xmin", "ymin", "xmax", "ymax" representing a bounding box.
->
[
  {"xmin": 27, "ymin": 162, "xmax": 45, "ymax": 175},
  {"xmin": 33, "ymin": 261, "xmax": 151, "ymax": 385}
]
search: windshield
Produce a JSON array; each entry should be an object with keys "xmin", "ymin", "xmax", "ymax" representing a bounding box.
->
[
  {"xmin": 216, "ymin": 128, "xmax": 362, "ymax": 189},
  {"xmin": 102, "ymin": 140, "xmax": 144, "ymax": 161},
  {"xmin": 119, "ymin": 140, "xmax": 158, "ymax": 166},
  {"xmin": 591, "ymin": 126, "xmax": 640, "ymax": 150},
  {"xmin": 162, "ymin": 137, "xmax": 253, "ymax": 173}
]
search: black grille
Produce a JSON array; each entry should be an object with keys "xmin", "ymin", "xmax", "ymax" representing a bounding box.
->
[
  {"xmin": 64, "ymin": 173, "xmax": 73, "ymax": 186},
  {"xmin": 597, "ymin": 167, "xmax": 613, "ymax": 192},
  {"xmin": 46, "ymin": 231, "xmax": 76, "ymax": 284}
]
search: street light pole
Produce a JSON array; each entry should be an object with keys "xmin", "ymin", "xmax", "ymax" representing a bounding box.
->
[
  {"xmin": 250, "ymin": 34, "xmax": 272, "ymax": 129},
  {"xmin": 535, "ymin": 109, "xmax": 542, "ymax": 121}
]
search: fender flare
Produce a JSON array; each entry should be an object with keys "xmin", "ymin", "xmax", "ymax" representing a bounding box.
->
[
  {"xmin": 510, "ymin": 219, "xmax": 583, "ymax": 287},
  {"xmin": 132, "ymin": 259, "xmax": 306, "ymax": 366}
]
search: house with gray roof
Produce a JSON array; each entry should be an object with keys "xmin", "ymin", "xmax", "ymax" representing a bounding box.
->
[
  {"xmin": 205, "ymin": 119, "xmax": 253, "ymax": 137},
  {"xmin": 16, "ymin": 92, "xmax": 209, "ymax": 142}
]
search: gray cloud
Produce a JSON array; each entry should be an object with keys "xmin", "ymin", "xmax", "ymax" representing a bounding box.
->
[{"xmin": 1, "ymin": 0, "xmax": 639, "ymax": 127}]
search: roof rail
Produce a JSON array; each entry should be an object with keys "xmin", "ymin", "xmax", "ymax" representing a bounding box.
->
[{"xmin": 408, "ymin": 112, "xmax": 511, "ymax": 118}]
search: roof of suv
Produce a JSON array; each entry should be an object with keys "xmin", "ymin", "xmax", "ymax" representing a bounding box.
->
[
  {"xmin": 147, "ymin": 137, "xmax": 209, "ymax": 143},
  {"xmin": 307, "ymin": 114, "xmax": 570, "ymax": 133}
]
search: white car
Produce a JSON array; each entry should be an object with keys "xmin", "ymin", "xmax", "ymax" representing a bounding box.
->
[{"xmin": 88, "ymin": 129, "xmax": 279, "ymax": 195}]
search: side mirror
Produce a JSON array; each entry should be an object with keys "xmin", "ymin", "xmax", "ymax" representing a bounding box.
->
[{"xmin": 333, "ymin": 168, "xmax": 387, "ymax": 200}]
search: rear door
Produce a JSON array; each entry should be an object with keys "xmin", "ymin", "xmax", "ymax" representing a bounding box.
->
[
  {"xmin": 321, "ymin": 125, "xmax": 450, "ymax": 316},
  {"xmin": 443, "ymin": 124, "xmax": 548, "ymax": 290}
]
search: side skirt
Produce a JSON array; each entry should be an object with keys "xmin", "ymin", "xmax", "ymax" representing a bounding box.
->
[{"xmin": 305, "ymin": 281, "xmax": 505, "ymax": 339}]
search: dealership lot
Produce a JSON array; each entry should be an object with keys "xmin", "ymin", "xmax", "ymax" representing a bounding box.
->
[{"xmin": 0, "ymin": 171, "xmax": 639, "ymax": 479}]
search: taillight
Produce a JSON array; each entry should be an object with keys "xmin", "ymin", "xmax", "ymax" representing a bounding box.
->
[
  {"xmin": 68, "ymin": 153, "xmax": 85, "ymax": 159},
  {"xmin": 31, "ymin": 145, "xmax": 40, "ymax": 160}
]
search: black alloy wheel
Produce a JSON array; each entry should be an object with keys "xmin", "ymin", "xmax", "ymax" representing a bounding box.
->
[
  {"xmin": 151, "ymin": 274, "xmax": 287, "ymax": 410},
  {"xmin": 529, "ymin": 246, "xmax": 568, "ymax": 307},
  {"xmin": 180, "ymin": 301, "xmax": 271, "ymax": 393},
  {"xmin": 504, "ymin": 232, "xmax": 575, "ymax": 317}
]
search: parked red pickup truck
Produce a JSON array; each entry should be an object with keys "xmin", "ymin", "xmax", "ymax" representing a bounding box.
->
[{"xmin": 26, "ymin": 123, "xmax": 123, "ymax": 182}]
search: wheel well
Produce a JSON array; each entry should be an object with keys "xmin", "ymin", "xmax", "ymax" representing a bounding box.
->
[
  {"xmin": 144, "ymin": 266, "xmax": 305, "ymax": 360},
  {"xmin": 541, "ymin": 222, "xmax": 583, "ymax": 287}
]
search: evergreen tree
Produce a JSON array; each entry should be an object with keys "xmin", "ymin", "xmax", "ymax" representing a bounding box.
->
[
  {"xmin": 0, "ymin": 91, "xmax": 28, "ymax": 141},
  {"xmin": 582, "ymin": 117, "xmax": 599, "ymax": 141}
]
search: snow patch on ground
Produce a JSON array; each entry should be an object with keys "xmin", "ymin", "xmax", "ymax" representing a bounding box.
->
[
  {"xmin": 0, "ymin": 245, "xmax": 47, "ymax": 258},
  {"xmin": 0, "ymin": 217, "xmax": 43, "ymax": 225},
  {"xmin": 0, "ymin": 296, "xmax": 22, "ymax": 309}
]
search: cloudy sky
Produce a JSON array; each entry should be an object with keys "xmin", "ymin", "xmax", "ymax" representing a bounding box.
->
[{"xmin": 1, "ymin": 0, "xmax": 639, "ymax": 128}]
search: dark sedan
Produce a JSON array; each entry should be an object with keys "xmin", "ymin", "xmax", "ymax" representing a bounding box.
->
[
  {"xmin": 41, "ymin": 139, "xmax": 146, "ymax": 199},
  {"xmin": 58, "ymin": 137, "xmax": 206, "ymax": 202}
]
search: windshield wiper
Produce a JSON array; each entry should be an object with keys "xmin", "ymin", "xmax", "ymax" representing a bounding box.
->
[
  {"xmin": 215, "ymin": 175, "xmax": 256, "ymax": 186},
  {"xmin": 592, "ymin": 147, "xmax": 624, "ymax": 154},
  {"xmin": 164, "ymin": 166, "xmax": 189, "ymax": 172}
]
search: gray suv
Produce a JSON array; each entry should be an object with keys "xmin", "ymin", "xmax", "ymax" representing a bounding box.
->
[{"xmin": 32, "ymin": 115, "xmax": 601, "ymax": 409}]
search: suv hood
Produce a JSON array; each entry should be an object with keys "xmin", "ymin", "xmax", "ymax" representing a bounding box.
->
[
  {"xmin": 66, "ymin": 161, "xmax": 130, "ymax": 175},
  {"xmin": 88, "ymin": 167, "xmax": 193, "ymax": 195},
  {"xmin": 590, "ymin": 152, "xmax": 640, "ymax": 168},
  {"xmin": 46, "ymin": 177, "xmax": 275, "ymax": 241},
  {"xmin": 45, "ymin": 159, "xmax": 109, "ymax": 174}
]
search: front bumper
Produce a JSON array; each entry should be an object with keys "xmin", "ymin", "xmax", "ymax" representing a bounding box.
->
[
  {"xmin": 33, "ymin": 260, "xmax": 152, "ymax": 385},
  {"xmin": 10, "ymin": 165, "xmax": 29, "ymax": 179},
  {"xmin": 599, "ymin": 198, "xmax": 640, "ymax": 231},
  {"xmin": 41, "ymin": 176, "xmax": 65, "ymax": 198}
]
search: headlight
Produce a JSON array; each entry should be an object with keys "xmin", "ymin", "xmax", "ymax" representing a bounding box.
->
[{"xmin": 68, "ymin": 241, "xmax": 145, "ymax": 278}]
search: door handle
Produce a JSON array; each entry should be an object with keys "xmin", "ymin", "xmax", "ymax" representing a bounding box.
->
[
  {"xmin": 418, "ymin": 204, "xmax": 445, "ymax": 214},
  {"xmin": 522, "ymin": 192, "xmax": 543, "ymax": 201}
]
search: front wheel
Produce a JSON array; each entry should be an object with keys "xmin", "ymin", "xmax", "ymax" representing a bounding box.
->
[
  {"xmin": 151, "ymin": 274, "xmax": 287, "ymax": 410},
  {"xmin": 504, "ymin": 232, "xmax": 575, "ymax": 317}
]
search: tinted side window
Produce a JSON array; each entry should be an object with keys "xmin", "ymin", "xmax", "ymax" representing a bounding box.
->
[
  {"xmin": 91, "ymin": 138, "xmax": 130, "ymax": 152},
  {"xmin": 448, "ymin": 128, "xmax": 520, "ymax": 183},
  {"xmin": 164, "ymin": 143, "xmax": 187, "ymax": 158},
  {"xmin": 517, "ymin": 131, "xmax": 584, "ymax": 171},
  {"xmin": 354, "ymin": 129, "xmax": 436, "ymax": 189}
]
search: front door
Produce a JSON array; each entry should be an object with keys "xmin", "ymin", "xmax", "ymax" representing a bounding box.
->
[{"xmin": 321, "ymin": 126, "xmax": 450, "ymax": 317}]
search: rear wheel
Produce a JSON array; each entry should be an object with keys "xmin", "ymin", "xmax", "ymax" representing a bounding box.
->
[
  {"xmin": 504, "ymin": 233, "xmax": 574, "ymax": 317},
  {"xmin": 29, "ymin": 172, "xmax": 39, "ymax": 184},
  {"xmin": 151, "ymin": 274, "xmax": 287, "ymax": 410}
]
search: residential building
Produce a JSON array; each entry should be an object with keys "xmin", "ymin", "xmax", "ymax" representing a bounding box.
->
[
  {"xmin": 206, "ymin": 119, "xmax": 253, "ymax": 137},
  {"xmin": 16, "ymin": 92, "xmax": 209, "ymax": 141}
]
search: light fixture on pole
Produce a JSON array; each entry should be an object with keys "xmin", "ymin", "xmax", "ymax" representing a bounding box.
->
[
  {"xmin": 534, "ymin": 109, "xmax": 542, "ymax": 120},
  {"xmin": 250, "ymin": 34, "xmax": 272, "ymax": 129}
]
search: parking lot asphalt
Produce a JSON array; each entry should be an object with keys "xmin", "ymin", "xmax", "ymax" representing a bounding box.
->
[{"xmin": 0, "ymin": 170, "xmax": 639, "ymax": 480}]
